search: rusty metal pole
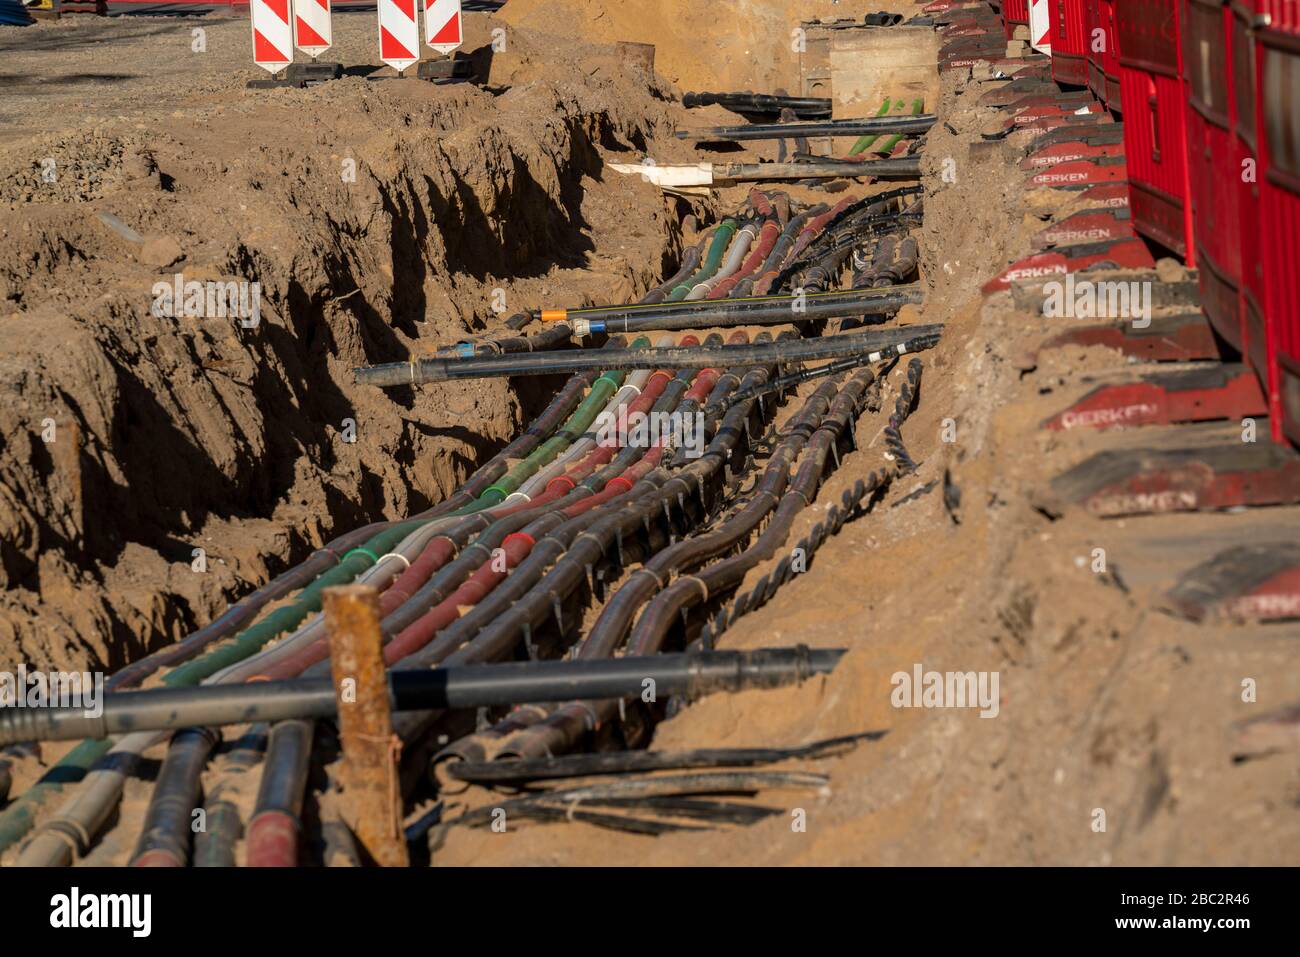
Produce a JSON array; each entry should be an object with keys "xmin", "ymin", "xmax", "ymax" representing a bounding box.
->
[{"xmin": 322, "ymin": 584, "xmax": 408, "ymax": 867}]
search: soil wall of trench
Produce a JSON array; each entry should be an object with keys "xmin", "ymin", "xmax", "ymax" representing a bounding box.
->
[{"xmin": 0, "ymin": 30, "xmax": 690, "ymax": 675}]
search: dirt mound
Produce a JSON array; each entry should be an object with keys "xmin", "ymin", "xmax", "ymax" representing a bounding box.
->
[{"xmin": 500, "ymin": 0, "xmax": 882, "ymax": 93}]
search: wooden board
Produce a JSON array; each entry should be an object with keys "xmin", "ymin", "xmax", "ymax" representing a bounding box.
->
[{"xmin": 798, "ymin": 23, "xmax": 940, "ymax": 154}]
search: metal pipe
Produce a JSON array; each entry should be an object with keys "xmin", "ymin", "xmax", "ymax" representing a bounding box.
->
[
  {"xmin": 130, "ymin": 727, "xmax": 220, "ymax": 867},
  {"xmin": 719, "ymin": 157, "xmax": 921, "ymax": 181},
  {"xmin": 571, "ymin": 290, "xmax": 923, "ymax": 335},
  {"xmin": 0, "ymin": 650, "xmax": 845, "ymax": 744},
  {"xmin": 681, "ymin": 91, "xmax": 832, "ymax": 117},
  {"xmin": 530, "ymin": 281, "xmax": 917, "ymax": 324},
  {"xmin": 354, "ymin": 325, "xmax": 942, "ymax": 387},
  {"xmin": 676, "ymin": 115, "xmax": 936, "ymax": 142}
]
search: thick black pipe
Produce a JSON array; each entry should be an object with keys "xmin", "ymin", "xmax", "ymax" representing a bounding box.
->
[
  {"xmin": 130, "ymin": 727, "xmax": 219, "ymax": 867},
  {"xmin": 0, "ymin": 650, "xmax": 845, "ymax": 744},
  {"xmin": 528, "ymin": 281, "xmax": 916, "ymax": 324},
  {"xmin": 354, "ymin": 325, "xmax": 943, "ymax": 387},
  {"xmin": 580, "ymin": 290, "xmax": 922, "ymax": 334},
  {"xmin": 682, "ymin": 91, "xmax": 831, "ymax": 117},
  {"xmin": 251, "ymin": 721, "xmax": 313, "ymax": 822},
  {"xmin": 721, "ymin": 157, "xmax": 921, "ymax": 181},
  {"xmin": 245, "ymin": 719, "xmax": 313, "ymax": 866},
  {"xmin": 677, "ymin": 115, "xmax": 937, "ymax": 142}
]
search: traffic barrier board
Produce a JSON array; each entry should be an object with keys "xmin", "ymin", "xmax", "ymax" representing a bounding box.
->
[
  {"xmin": 378, "ymin": 0, "xmax": 421, "ymax": 73},
  {"xmin": 424, "ymin": 0, "xmax": 463, "ymax": 56},
  {"xmin": 295, "ymin": 0, "xmax": 333, "ymax": 60}
]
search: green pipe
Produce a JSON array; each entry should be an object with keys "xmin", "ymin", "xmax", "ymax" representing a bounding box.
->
[
  {"xmin": 847, "ymin": 98, "xmax": 892, "ymax": 156},
  {"xmin": 0, "ymin": 737, "xmax": 112, "ymax": 853},
  {"xmin": 669, "ymin": 220, "xmax": 736, "ymax": 300},
  {"xmin": 876, "ymin": 99, "xmax": 925, "ymax": 156}
]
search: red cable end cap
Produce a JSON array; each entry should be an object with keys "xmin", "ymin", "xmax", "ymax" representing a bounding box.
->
[
  {"xmin": 546, "ymin": 475, "xmax": 576, "ymax": 493},
  {"xmin": 607, "ymin": 477, "xmax": 633, "ymax": 494}
]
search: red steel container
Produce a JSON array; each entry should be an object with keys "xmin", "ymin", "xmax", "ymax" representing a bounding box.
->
[
  {"xmin": 1101, "ymin": 0, "xmax": 1124, "ymax": 106},
  {"xmin": 1004, "ymin": 0, "xmax": 1031, "ymax": 37},
  {"xmin": 1087, "ymin": 0, "xmax": 1107, "ymax": 101},
  {"xmin": 1117, "ymin": 0, "xmax": 1197, "ymax": 258},
  {"xmin": 1256, "ymin": 0, "xmax": 1300, "ymax": 444},
  {"xmin": 1233, "ymin": 0, "xmax": 1266, "ymax": 379},
  {"xmin": 1050, "ymin": 0, "xmax": 1091, "ymax": 84},
  {"xmin": 1183, "ymin": 0, "xmax": 1245, "ymax": 352}
]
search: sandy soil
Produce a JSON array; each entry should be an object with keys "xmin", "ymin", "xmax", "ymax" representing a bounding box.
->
[{"xmin": 2, "ymin": 4, "xmax": 1297, "ymax": 868}]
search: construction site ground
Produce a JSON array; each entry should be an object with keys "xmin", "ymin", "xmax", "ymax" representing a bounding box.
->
[{"xmin": 1, "ymin": 4, "xmax": 1296, "ymax": 866}]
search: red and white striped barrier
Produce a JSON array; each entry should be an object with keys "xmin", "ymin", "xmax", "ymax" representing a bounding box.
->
[
  {"xmin": 294, "ymin": 0, "xmax": 333, "ymax": 59},
  {"xmin": 250, "ymin": 0, "xmax": 294, "ymax": 74},
  {"xmin": 1029, "ymin": 0, "xmax": 1052, "ymax": 55},
  {"xmin": 424, "ymin": 0, "xmax": 463, "ymax": 55},
  {"xmin": 378, "ymin": 0, "xmax": 421, "ymax": 73}
]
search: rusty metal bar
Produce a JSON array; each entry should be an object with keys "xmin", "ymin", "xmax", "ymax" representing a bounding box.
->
[{"xmin": 323, "ymin": 585, "xmax": 408, "ymax": 867}]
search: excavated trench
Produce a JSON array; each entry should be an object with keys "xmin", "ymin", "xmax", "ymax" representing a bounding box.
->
[{"xmin": 0, "ymin": 42, "xmax": 691, "ymax": 676}]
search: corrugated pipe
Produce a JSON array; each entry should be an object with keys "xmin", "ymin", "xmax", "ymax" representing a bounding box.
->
[
  {"xmin": 629, "ymin": 368, "xmax": 874, "ymax": 652},
  {"xmin": 368, "ymin": 358, "xmax": 694, "ymax": 672},
  {"xmin": 235, "ymin": 344, "xmax": 654, "ymax": 683},
  {"xmin": 709, "ymin": 191, "xmax": 780, "ymax": 300},
  {"xmin": 493, "ymin": 377, "xmax": 851, "ymax": 761},
  {"xmin": 111, "ymin": 367, "xmax": 597, "ymax": 694},
  {"xmin": 377, "ymin": 424, "xmax": 676, "ymax": 668},
  {"xmin": 131, "ymin": 727, "xmax": 220, "ymax": 867},
  {"xmin": 0, "ymin": 737, "xmax": 113, "ymax": 855},
  {"xmin": 246, "ymin": 720, "xmax": 314, "ymax": 867},
  {"xmin": 684, "ymin": 219, "xmax": 754, "ymax": 300},
  {"xmin": 750, "ymin": 203, "xmax": 831, "ymax": 296}
]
